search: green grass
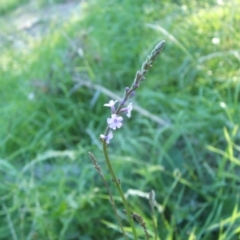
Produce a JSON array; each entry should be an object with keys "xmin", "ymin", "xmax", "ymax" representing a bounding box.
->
[{"xmin": 0, "ymin": 0, "xmax": 240, "ymax": 239}]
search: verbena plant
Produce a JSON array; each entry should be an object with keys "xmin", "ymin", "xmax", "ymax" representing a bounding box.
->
[{"xmin": 89, "ymin": 40, "xmax": 165, "ymax": 240}]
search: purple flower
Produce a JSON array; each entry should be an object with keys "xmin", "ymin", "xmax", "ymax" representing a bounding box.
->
[
  {"xmin": 107, "ymin": 114, "xmax": 123, "ymax": 130},
  {"xmin": 120, "ymin": 103, "xmax": 133, "ymax": 118},
  {"xmin": 100, "ymin": 131, "xmax": 113, "ymax": 144},
  {"xmin": 104, "ymin": 100, "xmax": 117, "ymax": 113}
]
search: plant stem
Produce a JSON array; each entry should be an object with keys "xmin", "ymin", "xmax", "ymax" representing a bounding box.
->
[
  {"xmin": 102, "ymin": 142, "xmax": 138, "ymax": 240},
  {"xmin": 88, "ymin": 152, "xmax": 128, "ymax": 239}
]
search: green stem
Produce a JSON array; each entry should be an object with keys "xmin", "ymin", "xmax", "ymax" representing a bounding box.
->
[
  {"xmin": 88, "ymin": 152, "xmax": 127, "ymax": 239},
  {"xmin": 103, "ymin": 142, "xmax": 138, "ymax": 240}
]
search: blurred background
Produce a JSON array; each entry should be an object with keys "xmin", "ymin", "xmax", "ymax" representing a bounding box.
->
[{"xmin": 0, "ymin": 0, "xmax": 240, "ymax": 239}]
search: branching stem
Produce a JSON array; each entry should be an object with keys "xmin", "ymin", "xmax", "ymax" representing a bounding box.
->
[{"xmin": 102, "ymin": 142, "xmax": 138, "ymax": 240}]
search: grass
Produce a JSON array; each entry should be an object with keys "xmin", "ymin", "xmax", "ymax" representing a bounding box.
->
[{"xmin": 0, "ymin": 0, "xmax": 240, "ymax": 239}]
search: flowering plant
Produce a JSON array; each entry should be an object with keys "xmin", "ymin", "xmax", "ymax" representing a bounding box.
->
[{"xmin": 89, "ymin": 40, "xmax": 165, "ymax": 240}]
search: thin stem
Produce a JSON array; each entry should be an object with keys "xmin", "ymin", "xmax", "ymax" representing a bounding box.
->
[
  {"xmin": 88, "ymin": 152, "xmax": 128, "ymax": 239},
  {"xmin": 149, "ymin": 190, "xmax": 158, "ymax": 240},
  {"xmin": 102, "ymin": 142, "xmax": 138, "ymax": 240},
  {"xmin": 151, "ymin": 211, "xmax": 158, "ymax": 240}
]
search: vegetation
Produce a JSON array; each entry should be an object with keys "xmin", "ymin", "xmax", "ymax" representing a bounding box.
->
[{"xmin": 0, "ymin": 0, "xmax": 240, "ymax": 239}]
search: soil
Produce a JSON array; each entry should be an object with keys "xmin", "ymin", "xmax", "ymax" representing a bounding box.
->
[{"xmin": 0, "ymin": 0, "xmax": 82, "ymax": 48}]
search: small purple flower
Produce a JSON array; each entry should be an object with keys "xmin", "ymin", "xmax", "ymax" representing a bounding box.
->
[
  {"xmin": 107, "ymin": 114, "xmax": 123, "ymax": 130},
  {"xmin": 104, "ymin": 100, "xmax": 117, "ymax": 113},
  {"xmin": 120, "ymin": 103, "xmax": 133, "ymax": 118},
  {"xmin": 100, "ymin": 131, "xmax": 113, "ymax": 144}
]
